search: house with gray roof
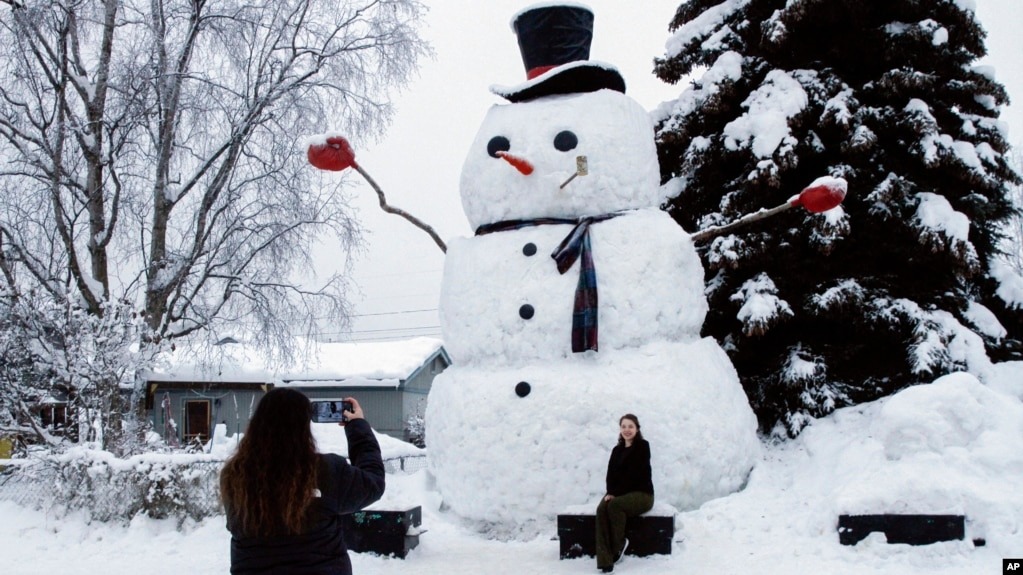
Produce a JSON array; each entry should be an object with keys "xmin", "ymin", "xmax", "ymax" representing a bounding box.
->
[{"xmin": 141, "ymin": 337, "xmax": 449, "ymax": 447}]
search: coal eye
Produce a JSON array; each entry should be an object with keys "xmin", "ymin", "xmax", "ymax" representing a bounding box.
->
[
  {"xmin": 553, "ymin": 130, "xmax": 578, "ymax": 152},
  {"xmin": 487, "ymin": 136, "xmax": 511, "ymax": 158}
]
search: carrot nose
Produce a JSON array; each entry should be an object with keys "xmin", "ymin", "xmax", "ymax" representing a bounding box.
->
[{"xmin": 496, "ymin": 151, "xmax": 534, "ymax": 175}]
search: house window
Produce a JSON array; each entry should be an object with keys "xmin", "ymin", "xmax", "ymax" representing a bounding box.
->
[
  {"xmin": 184, "ymin": 399, "xmax": 211, "ymax": 445},
  {"xmin": 40, "ymin": 404, "xmax": 68, "ymax": 429}
]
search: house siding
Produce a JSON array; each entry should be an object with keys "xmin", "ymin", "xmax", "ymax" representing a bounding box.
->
[
  {"xmin": 143, "ymin": 344, "xmax": 450, "ymax": 445},
  {"xmin": 148, "ymin": 383, "xmax": 267, "ymax": 446},
  {"xmin": 299, "ymin": 388, "xmax": 405, "ymax": 438}
]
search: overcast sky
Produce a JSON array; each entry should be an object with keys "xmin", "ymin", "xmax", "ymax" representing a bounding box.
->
[{"xmin": 311, "ymin": 0, "xmax": 1023, "ymax": 343}]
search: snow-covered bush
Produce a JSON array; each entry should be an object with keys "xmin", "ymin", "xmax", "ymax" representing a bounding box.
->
[
  {"xmin": 403, "ymin": 400, "xmax": 427, "ymax": 448},
  {"xmin": 0, "ymin": 431, "xmax": 427, "ymax": 525}
]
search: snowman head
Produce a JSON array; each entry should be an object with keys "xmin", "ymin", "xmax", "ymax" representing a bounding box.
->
[
  {"xmin": 460, "ymin": 3, "xmax": 663, "ymax": 228},
  {"xmin": 460, "ymin": 90, "xmax": 662, "ymax": 229}
]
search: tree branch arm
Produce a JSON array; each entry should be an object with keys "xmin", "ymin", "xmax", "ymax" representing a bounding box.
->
[{"xmin": 353, "ymin": 164, "xmax": 446, "ymax": 253}]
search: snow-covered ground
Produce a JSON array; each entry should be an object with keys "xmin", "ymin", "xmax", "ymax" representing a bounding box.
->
[{"xmin": 2, "ymin": 363, "xmax": 1021, "ymax": 574}]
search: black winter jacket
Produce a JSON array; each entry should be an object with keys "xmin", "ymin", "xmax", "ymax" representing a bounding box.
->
[
  {"xmin": 605, "ymin": 438, "xmax": 654, "ymax": 497},
  {"xmin": 227, "ymin": 418, "xmax": 385, "ymax": 575}
]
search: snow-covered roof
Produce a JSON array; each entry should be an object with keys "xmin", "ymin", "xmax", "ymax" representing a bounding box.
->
[
  {"xmin": 277, "ymin": 378, "xmax": 403, "ymax": 390},
  {"xmin": 144, "ymin": 337, "xmax": 447, "ymax": 386}
]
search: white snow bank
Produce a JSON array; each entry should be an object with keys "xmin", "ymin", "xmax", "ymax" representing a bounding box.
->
[
  {"xmin": 814, "ymin": 373, "xmax": 1023, "ymax": 548},
  {"xmin": 205, "ymin": 421, "xmax": 426, "ymax": 460}
]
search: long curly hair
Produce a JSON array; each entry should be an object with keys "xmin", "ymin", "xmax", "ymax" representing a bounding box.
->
[
  {"xmin": 617, "ymin": 413, "xmax": 644, "ymax": 446},
  {"xmin": 220, "ymin": 388, "xmax": 319, "ymax": 537}
]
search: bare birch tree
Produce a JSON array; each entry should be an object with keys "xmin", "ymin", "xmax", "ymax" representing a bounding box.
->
[{"xmin": 0, "ymin": 0, "xmax": 428, "ymax": 452}]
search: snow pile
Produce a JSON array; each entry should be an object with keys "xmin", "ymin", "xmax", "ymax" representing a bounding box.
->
[
  {"xmin": 206, "ymin": 421, "xmax": 426, "ymax": 461},
  {"xmin": 312, "ymin": 421, "xmax": 427, "ymax": 460},
  {"xmin": 672, "ymin": 367, "xmax": 1023, "ymax": 574},
  {"xmin": 818, "ymin": 373, "xmax": 1023, "ymax": 542}
]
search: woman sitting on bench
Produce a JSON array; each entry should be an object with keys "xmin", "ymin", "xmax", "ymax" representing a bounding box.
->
[{"xmin": 595, "ymin": 413, "xmax": 654, "ymax": 573}]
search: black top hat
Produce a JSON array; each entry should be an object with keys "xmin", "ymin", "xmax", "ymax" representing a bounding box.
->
[{"xmin": 490, "ymin": 3, "xmax": 626, "ymax": 103}]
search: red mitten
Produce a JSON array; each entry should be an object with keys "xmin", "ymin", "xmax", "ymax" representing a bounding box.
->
[
  {"xmin": 308, "ymin": 136, "xmax": 357, "ymax": 171},
  {"xmin": 797, "ymin": 179, "xmax": 847, "ymax": 213}
]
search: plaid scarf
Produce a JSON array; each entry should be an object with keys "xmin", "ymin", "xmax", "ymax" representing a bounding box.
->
[{"xmin": 475, "ymin": 213, "xmax": 621, "ymax": 353}]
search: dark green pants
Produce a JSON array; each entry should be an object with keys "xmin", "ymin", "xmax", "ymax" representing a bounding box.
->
[{"xmin": 595, "ymin": 491, "xmax": 654, "ymax": 569}]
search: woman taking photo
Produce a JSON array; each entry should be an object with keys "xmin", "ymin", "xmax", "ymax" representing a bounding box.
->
[
  {"xmin": 220, "ymin": 389, "xmax": 385, "ymax": 574},
  {"xmin": 595, "ymin": 413, "xmax": 654, "ymax": 573}
]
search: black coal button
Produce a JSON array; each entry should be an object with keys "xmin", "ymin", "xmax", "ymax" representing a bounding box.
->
[{"xmin": 515, "ymin": 381, "xmax": 531, "ymax": 397}]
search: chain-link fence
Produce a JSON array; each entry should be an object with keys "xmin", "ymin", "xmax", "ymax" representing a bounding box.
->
[
  {"xmin": 0, "ymin": 462, "xmax": 51, "ymax": 509},
  {"xmin": 0, "ymin": 454, "xmax": 427, "ymax": 525}
]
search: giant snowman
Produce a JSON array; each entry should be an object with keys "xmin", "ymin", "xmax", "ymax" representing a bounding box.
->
[{"xmin": 424, "ymin": 4, "xmax": 759, "ymax": 536}]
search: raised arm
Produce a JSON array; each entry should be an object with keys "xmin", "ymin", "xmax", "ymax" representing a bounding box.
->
[{"xmin": 332, "ymin": 397, "xmax": 385, "ymax": 513}]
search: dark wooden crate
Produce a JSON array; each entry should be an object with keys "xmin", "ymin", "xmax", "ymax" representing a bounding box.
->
[
  {"xmin": 837, "ymin": 514, "xmax": 965, "ymax": 546},
  {"xmin": 557, "ymin": 513, "xmax": 674, "ymax": 559},
  {"xmin": 342, "ymin": 506, "xmax": 422, "ymax": 558}
]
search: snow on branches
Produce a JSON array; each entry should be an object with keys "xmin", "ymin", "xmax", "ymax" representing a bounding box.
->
[
  {"xmin": 730, "ymin": 273, "xmax": 793, "ymax": 337},
  {"xmin": 913, "ymin": 192, "xmax": 980, "ymax": 271}
]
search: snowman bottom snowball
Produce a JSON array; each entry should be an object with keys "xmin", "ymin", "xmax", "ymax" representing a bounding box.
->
[{"xmin": 425, "ymin": 338, "xmax": 761, "ymax": 537}]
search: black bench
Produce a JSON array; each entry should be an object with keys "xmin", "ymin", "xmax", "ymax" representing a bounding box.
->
[
  {"xmin": 837, "ymin": 514, "xmax": 965, "ymax": 546},
  {"xmin": 557, "ymin": 512, "xmax": 674, "ymax": 559},
  {"xmin": 342, "ymin": 506, "xmax": 422, "ymax": 558}
]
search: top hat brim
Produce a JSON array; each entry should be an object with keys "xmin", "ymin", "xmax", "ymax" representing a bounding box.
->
[{"xmin": 490, "ymin": 60, "xmax": 626, "ymax": 103}]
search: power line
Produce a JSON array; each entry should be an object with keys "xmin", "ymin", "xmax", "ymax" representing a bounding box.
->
[
  {"xmin": 352, "ymin": 308, "xmax": 437, "ymax": 318},
  {"xmin": 357, "ymin": 292, "xmax": 442, "ymax": 302},
  {"xmin": 318, "ymin": 325, "xmax": 442, "ymax": 336},
  {"xmin": 356, "ymin": 268, "xmax": 442, "ymax": 279},
  {"xmin": 340, "ymin": 331, "xmax": 443, "ymax": 343},
  {"xmin": 293, "ymin": 307, "xmax": 439, "ymax": 322}
]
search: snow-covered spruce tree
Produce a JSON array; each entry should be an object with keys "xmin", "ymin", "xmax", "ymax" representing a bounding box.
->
[{"xmin": 654, "ymin": 0, "xmax": 1023, "ymax": 435}]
